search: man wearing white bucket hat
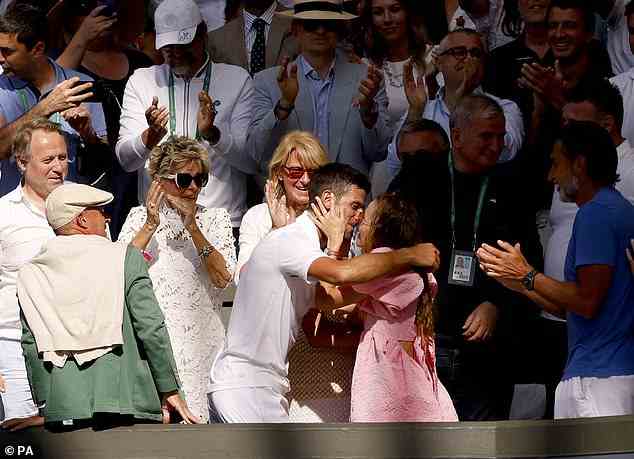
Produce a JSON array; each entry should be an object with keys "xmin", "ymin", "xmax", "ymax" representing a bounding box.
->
[
  {"xmin": 247, "ymin": 0, "xmax": 392, "ymax": 178},
  {"xmin": 116, "ymin": 0, "xmax": 257, "ymax": 234}
]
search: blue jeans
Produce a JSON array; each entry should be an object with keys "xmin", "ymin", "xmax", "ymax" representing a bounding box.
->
[{"xmin": 435, "ymin": 334, "xmax": 513, "ymax": 421}]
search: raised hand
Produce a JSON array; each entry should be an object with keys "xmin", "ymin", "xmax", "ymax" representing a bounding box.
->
[
  {"xmin": 165, "ymin": 194, "xmax": 198, "ymax": 232},
  {"xmin": 357, "ymin": 63, "xmax": 382, "ymax": 112},
  {"xmin": 161, "ymin": 392, "xmax": 203, "ymax": 424},
  {"xmin": 265, "ymin": 180, "xmax": 295, "ymax": 229},
  {"xmin": 403, "ymin": 60, "xmax": 427, "ymax": 120},
  {"xmin": 144, "ymin": 180, "xmax": 165, "ymax": 231},
  {"xmin": 61, "ymin": 104, "xmax": 94, "ymax": 141},
  {"xmin": 518, "ymin": 61, "xmax": 566, "ymax": 110},
  {"xmin": 145, "ymin": 96, "xmax": 169, "ymax": 137},
  {"xmin": 197, "ymin": 91, "xmax": 218, "ymax": 142},
  {"xmin": 0, "ymin": 373, "xmax": 4, "ymax": 393},
  {"xmin": 454, "ymin": 57, "xmax": 480, "ymax": 104},
  {"xmin": 38, "ymin": 77, "xmax": 94, "ymax": 117},
  {"xmin": 310, "ymin": 196, "xmax": 346, "ymax": 256},
  {"xmin": 73, "ymin": 5, "xmax": 117, "ymax": 47},
  {"xmin": 277, "ymin": 56, "xmax": 299, "ymax": 107}
]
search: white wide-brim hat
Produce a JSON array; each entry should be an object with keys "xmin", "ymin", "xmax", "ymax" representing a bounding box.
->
[{"xmin": 278, "ymin": 0, "xmax": 357, "ymax": 20}]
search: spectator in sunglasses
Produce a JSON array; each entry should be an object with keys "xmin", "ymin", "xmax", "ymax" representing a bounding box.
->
[
  {"xmin": 118, "ymin": 136, "xmax": 237, "ymax": 423},
  {"xmin": 248, "ymin": 0, "xmax": 392, "ymax": 187},
  {"xmin": 392, "ymin": 28, "xmax": 524, "ymax": 165}
]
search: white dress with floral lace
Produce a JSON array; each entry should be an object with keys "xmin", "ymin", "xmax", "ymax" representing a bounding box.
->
[{"xmin": 118, "ymin": 205, "xmax": 236, "ymax": 422}]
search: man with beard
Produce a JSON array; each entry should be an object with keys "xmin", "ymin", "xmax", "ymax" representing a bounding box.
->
[
  {"xmin": 478, "ymin": 121, "xmax": 634, "ymax": 419},
  {"xmin": 116, "ymin": 0, "xmax": 257, "ymax": 237}
]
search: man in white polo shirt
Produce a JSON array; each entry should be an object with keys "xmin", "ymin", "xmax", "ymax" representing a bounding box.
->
[
  {"xmin": 116, "ymin": 0, "xmax": 257, "ymax": 234},
  {"xmin": 0, "ymin": 118, "xmax": 67, "ymax": 430},
  {"xmin": 209, "ymin": 163, "xmax": 441, "ymax": 422}
]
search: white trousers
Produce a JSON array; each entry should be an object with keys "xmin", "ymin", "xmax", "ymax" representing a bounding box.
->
[
  {"xmin": 0, "ymin": 338, "xmax": 38, "ymax": 421},
  {"xmin": 554, "ymin": 375, "xmax": 634, "ymax": 419},
  {"xmin": 209, "ymin": 387, "xmax": 290, "ymax": 423}
]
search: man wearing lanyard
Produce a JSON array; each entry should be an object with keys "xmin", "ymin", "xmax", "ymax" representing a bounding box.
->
[
  {"xmin": 117, "ymin": 0, "xmax": 256, "ymax": 235},
  {"xmin": 390, "ymin": 94, "xmax": 543, "ymax": 421},
  {"xmin": 0, "ymin": 3, "xmax": 108, "ymax": 197}
]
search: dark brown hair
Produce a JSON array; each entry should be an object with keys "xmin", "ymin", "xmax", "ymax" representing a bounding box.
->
[{"xmin": 366, "ymin": 193, "xmax": 435, "ymax": 338}]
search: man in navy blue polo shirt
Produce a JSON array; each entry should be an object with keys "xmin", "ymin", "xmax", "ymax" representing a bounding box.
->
[{"xmin": 0, "ymin": 3, "xmax": 107, "ymax": 195}]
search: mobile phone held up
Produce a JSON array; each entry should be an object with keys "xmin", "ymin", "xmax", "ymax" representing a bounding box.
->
[
  {"xmin": 77, "ymin": 80, "xmax": 108, "ymax": 104},
  {"xmin": 75, "ymin": 0, "xmax": 119, "ymax": 17},
  {"xmin": 97, "ymin": 0, "xmax": 119, "ymax": 17}
]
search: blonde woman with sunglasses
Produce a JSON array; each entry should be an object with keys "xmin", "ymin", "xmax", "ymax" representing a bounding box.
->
[{"xmin": 118, "ymin": 136, "xmax": 236, "ymax": 422}]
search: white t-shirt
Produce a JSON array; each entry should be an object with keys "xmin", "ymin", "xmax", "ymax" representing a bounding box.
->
[
  {"xmin": 606, "ymin": 0, "xmax": 634, "ymax": 76},
  {"xmin": 612, "ymin": 69, "xmax": 634, "ymax": 143},
  {"xmin": 210, "ymin": 213, "xmax": 326, "ymax": 393}
]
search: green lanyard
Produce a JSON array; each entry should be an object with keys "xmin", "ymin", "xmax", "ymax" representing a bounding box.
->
[
  {"xmin": 18, "ymin": 89, "xmax": 62, "ymax": 124},
  {"xmin": 168, "ymin": 60, "xmax": 212, "ymax": 140},
  {"xmin": 448, "ymin": 152, "xmax": 490, "ymax": 252}
]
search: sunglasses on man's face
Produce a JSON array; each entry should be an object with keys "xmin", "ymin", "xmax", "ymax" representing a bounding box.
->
[
  {"xmin": 301, "ymin": 20, "xmax": 341, "ymax": 33},
  {"xmin": 283, "ymin": 166, "xmax": 314, "ymax": 180},
  {"xmin": 163, "ymin": 172, "xmax": 208, "ymax": 189},
  {"xmin": 440, "ymin": 46, "xmax": 484, "ymax": 60}
]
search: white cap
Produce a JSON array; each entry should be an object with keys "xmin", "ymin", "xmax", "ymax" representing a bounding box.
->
[
  {"xmin": 46, "ymin": 184, "xmax": 114, "ymax": 230},
  {"xmin": 154, "ymin": 0, "xmax": 203, "ymax": 50}
]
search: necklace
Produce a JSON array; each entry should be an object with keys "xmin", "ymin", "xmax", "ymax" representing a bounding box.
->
[{"xmin": 382, "ymin": 60, "xmax": 405, "ymax": 88}]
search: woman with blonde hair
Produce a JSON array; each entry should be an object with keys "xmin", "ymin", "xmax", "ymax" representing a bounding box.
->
[
  {"xmin": 118, "ymin": 136, "xmax": 236, "ymax": 422},
  {"xmin": 235, "ymin": 130, "xmax": 329, "ymax": 281}
]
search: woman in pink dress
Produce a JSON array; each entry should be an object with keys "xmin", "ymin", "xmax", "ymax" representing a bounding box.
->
[{"xmin": 315, "ymin": 193, "xmax": 457, "ymax": 422}]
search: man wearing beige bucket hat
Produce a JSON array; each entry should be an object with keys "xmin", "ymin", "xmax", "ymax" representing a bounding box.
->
[
  {"xmin": 14, "ymin": 183, "xmax": 201, "ymax": 428},
  {"xmin": 247, "ymin": 0, "xmax": 392, "ymax": 177}
]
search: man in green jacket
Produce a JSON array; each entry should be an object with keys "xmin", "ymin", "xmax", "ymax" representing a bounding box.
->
[{"xmin": 11, "ymin": 184, "xmax": 200, "ymax": 430}]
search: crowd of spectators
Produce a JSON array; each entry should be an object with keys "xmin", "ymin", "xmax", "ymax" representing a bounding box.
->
[{"xmin": 1, "ymin": 0, "xmax": 634, "ymax": 430}]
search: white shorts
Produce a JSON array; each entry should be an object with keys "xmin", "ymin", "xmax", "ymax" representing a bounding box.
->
[
  {"xmin": 0, "ymin": 338, "xmax": 38, "ymax": 422},
  {"xmin": 209, "ymin": 387, "xmax": 290, "ymax": 423},
  {"xmin": 554, "ymin": 375, "xmax": 634, "ymax": 419}
]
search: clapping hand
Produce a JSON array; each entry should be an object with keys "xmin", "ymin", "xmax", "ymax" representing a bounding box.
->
[
  {"xmin": 310, "ymin": 196, "xmax": 346, "ymax": 256},
  {"xmin": 197, "ymin": 91, "xmax": 218, "ymax": 142},
  {"xmin": 0, "ymin": 373, "xmax": 5, "ymax": 393},
  {"xmin": 518, "ymin": 61, "xmax": 566, "ymax": 110},
  {"xmin": 62, "ymin": 104, "xmax": 95, "ymax": 141},
  {"xmin": 144, "ymin": 180, "xmax": 165, "ymax": 231},
  {"xmin": 277, "ymin": 57, "xmax": 299, "ymax": 107},
  {"xmin": 165, "ymin": 194, "xmax": 198, "ymax": 232},
  {"xmin": 454, "ymin": 57, "xmax": 480, "ymax": 104},
  {"xmin": 145, "ymin": 96, "xmax": 169, "ymax": 137},
  {"xmin": 39, "ymin": 77, "xmax": 94, "ymax": 117},
  {"xmin": 265, "ymin": 180, "xmax": 295, "ymax": 229},
  {"xmin": 357, "ymin": 64, "xmax": 383, "ymax": 120},
  {"xmin": 626, "ymin": 239, "xmax": 634, "ymax": 275},
  {"xmin": 403, "ymin": 60, "xmax": 427, "ymax": 120}
]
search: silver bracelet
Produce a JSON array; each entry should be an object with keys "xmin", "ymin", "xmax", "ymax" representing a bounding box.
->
[{"xmin": 199, "ymin": 244, "xmax": 215, "ymax": 259}]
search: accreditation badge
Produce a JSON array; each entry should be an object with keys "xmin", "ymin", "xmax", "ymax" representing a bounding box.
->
[{"xmin": 448, "ymin": 250, "xmax": 476, "ymax": 286}]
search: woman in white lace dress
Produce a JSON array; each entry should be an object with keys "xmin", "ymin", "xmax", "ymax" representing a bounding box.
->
[{"xmin": 118, "ymin": 136, "xmax": 236, "ymax": 422}]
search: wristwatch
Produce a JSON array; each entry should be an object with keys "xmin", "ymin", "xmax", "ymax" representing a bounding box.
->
[{"xmin": 521, "ymin": 269, "xmax": 538, "ymax": 291}]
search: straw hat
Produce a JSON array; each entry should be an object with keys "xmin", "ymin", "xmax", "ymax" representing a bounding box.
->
[{"xmin": 278, "ymin": 0, "xmax": 357, "ymax": 20}]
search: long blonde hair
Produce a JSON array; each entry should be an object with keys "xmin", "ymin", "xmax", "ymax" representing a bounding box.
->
[{"xmin": 268, "ymin": 131, "xmax": 329, "ymax": 198}]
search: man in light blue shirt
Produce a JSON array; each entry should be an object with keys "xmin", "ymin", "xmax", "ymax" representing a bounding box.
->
[
  {"xmin": 0, "ymin": 4, "xmax": 107, "ymax": 196},
  {"xmin": 386, "ymin": 28, "xmax": 524, "ymax": 181},
  {"xmin": 247, "ymin": 0, "xmax": 392, "ymax": 177}
]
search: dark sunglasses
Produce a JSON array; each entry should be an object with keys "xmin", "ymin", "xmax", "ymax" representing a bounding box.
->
[
  {"xmin": 440, "ymin": 46, "xmax": 484, "ymax": 60},
  {"xmin": 163, "ymin": 172, "xmax": 208, "ymax": 189},
  {"xmin": 301, "ymin": 20, "xmax": 341, "ymax": 32},
  {"xmin": 283, "ymin": 166, "xmax": 314, "ymax": 180}
]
